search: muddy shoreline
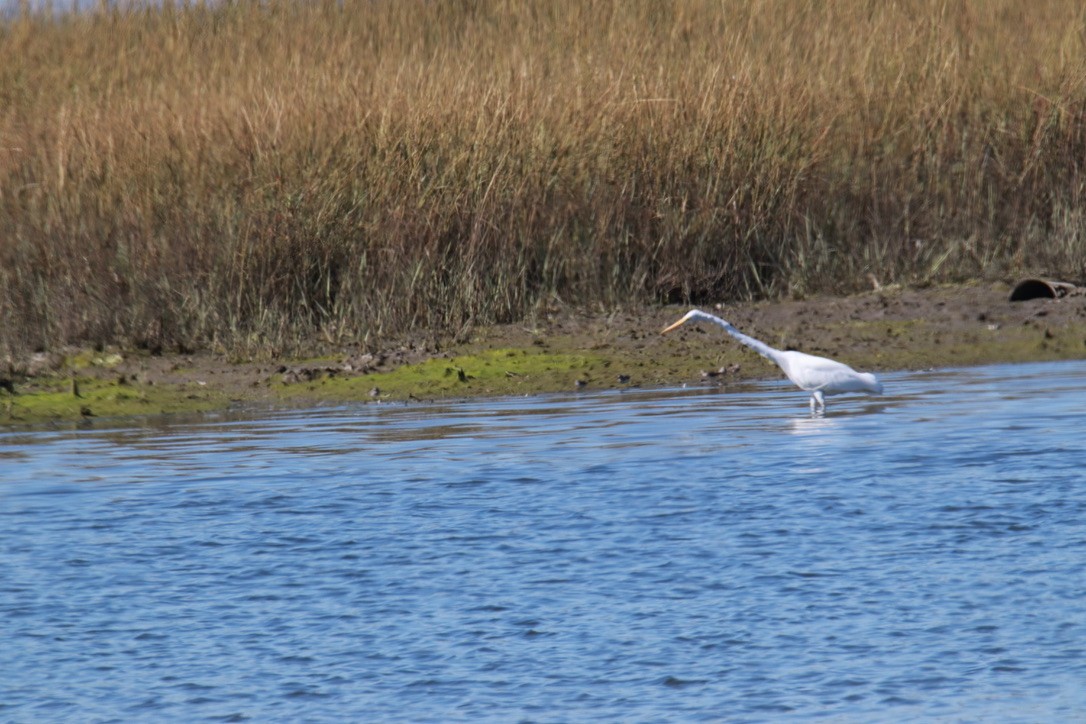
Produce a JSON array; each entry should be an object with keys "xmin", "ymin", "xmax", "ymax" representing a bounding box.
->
[{"xmin": 4, "ymin": 281, "xmax": 1085, "ymax": 426}]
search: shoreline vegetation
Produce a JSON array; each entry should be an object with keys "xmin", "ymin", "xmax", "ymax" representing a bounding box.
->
[
  {"xmin": 2, "ymin": 1, "xmax": 1086, "ymax": 423},
  {"xmin": 4, "ymin": 282, "xmax": 1086, "ymax": 426}
]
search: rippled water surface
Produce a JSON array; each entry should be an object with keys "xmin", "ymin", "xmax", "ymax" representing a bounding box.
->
[{"xmin": 3, "ymin": 360, "xmax": 1086, "ymax": 722}]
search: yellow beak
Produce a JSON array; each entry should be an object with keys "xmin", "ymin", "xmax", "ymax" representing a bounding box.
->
[{"xmin": 661, "ymin": 318, "xmax": 687, "ymax": 334}]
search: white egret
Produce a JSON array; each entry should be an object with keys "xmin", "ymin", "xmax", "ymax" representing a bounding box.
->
[{"xmin": 662, "ymin": 309, "xmax": 883, "ymax": 412}]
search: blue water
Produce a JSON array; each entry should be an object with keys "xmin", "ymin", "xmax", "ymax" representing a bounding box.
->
[{"xmin": 2, "ymin": 360, "xmax": 1086, "ymax": 722}]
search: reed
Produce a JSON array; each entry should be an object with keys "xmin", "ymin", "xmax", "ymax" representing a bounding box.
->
[{"xmin": 2, "ymin": 0, "xmax": 1085, "ymax": 357}]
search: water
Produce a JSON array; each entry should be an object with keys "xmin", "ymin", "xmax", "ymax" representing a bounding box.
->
[{"xmin": 2, "ymin": 360, "xmax": 1085, "ymax": 722}]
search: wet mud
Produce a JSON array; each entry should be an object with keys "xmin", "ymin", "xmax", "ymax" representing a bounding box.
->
[{"xmin": 4, "ymin": 282, "xmax": 1085, "ymax": 425}]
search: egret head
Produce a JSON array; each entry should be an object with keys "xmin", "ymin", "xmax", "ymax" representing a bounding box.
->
[
  {"xmin": 661, "ymin": 309, "xmax": 703, "ymax": 334},
  {"xmin": 859, "ymin": 372, "xmax": 883, "ymax": 395}
]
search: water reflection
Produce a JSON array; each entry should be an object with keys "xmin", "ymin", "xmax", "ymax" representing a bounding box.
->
[{"xmin": 788, "ymin": 413, "xmax": 841, "ymax": 436}]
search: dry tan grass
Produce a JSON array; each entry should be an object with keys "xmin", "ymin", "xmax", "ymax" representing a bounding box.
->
[{"xmin": 2, "ymin": 0, "xmax": 1086, "ymax": 357}]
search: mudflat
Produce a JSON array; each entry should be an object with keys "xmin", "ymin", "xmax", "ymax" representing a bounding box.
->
[{"xmin": 4, "ymin": 281, "xmax": 1085, "ymax": 426}]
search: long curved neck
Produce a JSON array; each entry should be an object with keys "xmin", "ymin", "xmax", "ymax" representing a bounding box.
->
[{"xmin": 689, "ymin": 310, "xmax": 785, "ymax": 366}]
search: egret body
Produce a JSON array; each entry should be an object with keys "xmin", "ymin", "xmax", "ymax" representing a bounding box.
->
[{"xmin": 662, "ymin": 309, "xmax": 883, "ymax": 412}]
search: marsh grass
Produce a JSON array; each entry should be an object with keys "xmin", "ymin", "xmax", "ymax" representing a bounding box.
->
[{"xmin": 3, "ymin": 0, "xmax": 1086, "ymax": 357}]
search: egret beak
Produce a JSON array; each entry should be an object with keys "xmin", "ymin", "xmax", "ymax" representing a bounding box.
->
[{"xmin": 661, "ymin": 318, "xmax": 687, "ymax": 335}]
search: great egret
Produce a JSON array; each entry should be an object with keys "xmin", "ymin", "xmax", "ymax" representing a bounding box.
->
[{"xmin": 662, "ymin": 309, "xmax": 883, "ymax": 412}]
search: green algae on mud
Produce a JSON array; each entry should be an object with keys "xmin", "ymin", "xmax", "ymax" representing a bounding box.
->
[
  {"xmin": 2, "ymin": 376, "xmax": 227, "ymax": 426},
  {"xmin": 275, "ymin": 349, "xmax": 613, "ymax": 402}
]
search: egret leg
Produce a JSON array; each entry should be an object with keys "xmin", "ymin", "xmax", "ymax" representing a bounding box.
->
[{"xmin": 809, "ymin": 390, "xmax": 825, "ymax": 413}]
